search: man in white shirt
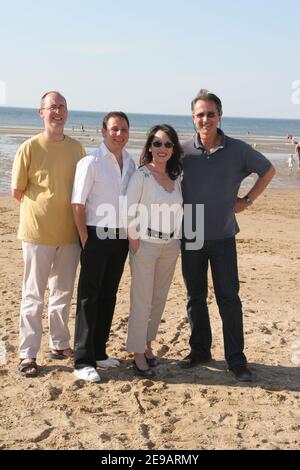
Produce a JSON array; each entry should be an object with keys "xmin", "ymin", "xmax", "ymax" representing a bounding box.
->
[{"xmin": 71, "ymin": 112, "xmax": 135, "ymax": 382}]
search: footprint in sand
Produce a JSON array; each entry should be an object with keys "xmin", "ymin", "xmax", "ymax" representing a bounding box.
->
[
  {"xmin": 146, "ymin": 441, "xmax": 156, "ymax": 449},
  {"xmin": 157, "ymin": 345, "xmax": 169, "ymax": 356},
  {"xmin": 140, "ymin": 423, "xmax": 150, "ymax": 439},
  {"xmin": 99, "ymin": 433, "xmax": 111, "ymax": 443},
  {"xmin": 42, "ymin": 385, "xmax": 63, "ymax": 401},
  {"xmin": 142, "ymin": 380, "xmax": 155, "ymax": 388},
  {"xmin": 259, "ymin": 325, "xmax": 272, "ymax": 335}
]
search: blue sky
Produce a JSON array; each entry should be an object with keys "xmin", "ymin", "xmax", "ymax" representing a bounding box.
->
[{"xmin": 0, "ymin": 0, "xmax": 299, "ymax": 118}]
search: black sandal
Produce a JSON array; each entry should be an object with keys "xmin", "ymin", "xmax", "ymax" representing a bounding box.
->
[
  {"xmin": 144, "ymin": 354, "xmax": 160, "ymax": 367},
  {"xmin": 133, "ymin": 361, "xmax": 155, "ymax": 378},
  {"xmin": 18, "ymin": 359, "xmax": 38, "ymax": 377}
]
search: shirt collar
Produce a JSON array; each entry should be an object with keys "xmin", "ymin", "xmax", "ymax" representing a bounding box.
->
[
  {"xmin": 99, "ymin": 142, "xmax": 130, "ymax": 162},
  {"xmin": 194, "ymin": 128, "xmax": 226, "ymax": 153}
]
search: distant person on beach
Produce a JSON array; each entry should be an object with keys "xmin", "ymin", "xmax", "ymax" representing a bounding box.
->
[
  {"xmin": 295, "ymin": 142, "xmax": 300, "ymax": 169},
  {"xmin": 179, "ymin": 89, "xmax": 275, "ymax": 382},
  {"xmin": 81, "ymin": 123, "xmax": 85, "ymax": 132},
  {"xmin": 71, "ymin": 112, "xmax": 135, "ymax": 382},
  {"xmin": 287, "ymin": 154, "xmax": 295, "ymax": 174},
  {"xmin": 125, "ymin": 124, "xmax": 183, "ymax": 378},
  {"xmin": 11, "ymin": 91, "xmax": 85, "ymax": 377}
]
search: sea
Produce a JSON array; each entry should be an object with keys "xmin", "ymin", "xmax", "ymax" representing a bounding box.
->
[{"xmin": 0, "ymin": 106, "xmax": 300, "ymax": 193}]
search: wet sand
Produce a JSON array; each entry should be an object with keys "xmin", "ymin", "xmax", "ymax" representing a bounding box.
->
[{"xmin": 0, "ymin": 125, "xmax": 298, "ymax": 153}]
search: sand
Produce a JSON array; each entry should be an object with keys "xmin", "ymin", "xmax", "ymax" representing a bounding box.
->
[{"xmin": 0, "ymin": 190, "xmax": 300, "ymax": 450}]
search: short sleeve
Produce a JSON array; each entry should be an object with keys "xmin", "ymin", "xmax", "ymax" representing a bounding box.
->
[
  {"xmin": 243, "ymin": 143, "xmax": 272, "ymax": 177},
  {"xmin": 71, "ymin": 156, "xmax": 95, "ymax": 204},
  {"xmin": 11, "ymin": 142, "xmax": 30, "ymax": 190},
  {"xmin": 125, "ymin": 169, "xmax": 145, "ymax": 209}
]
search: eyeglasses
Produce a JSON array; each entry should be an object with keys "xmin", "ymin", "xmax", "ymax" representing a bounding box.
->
[
  {"xmin": 194, "ymin": 112, "xmax": 217, "ymax": 119},
  {"xmin": 43, "ymin": 105, "xmax": 67, "ymax": 112},
  {"xmin": 152, "ymin": 140, "xmax": 174, "ymax": 149}
]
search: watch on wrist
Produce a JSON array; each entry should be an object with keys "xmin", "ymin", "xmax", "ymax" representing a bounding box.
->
[{"xmin": 244, "ymin": 194, "xmax": 253, "ymax": 205}]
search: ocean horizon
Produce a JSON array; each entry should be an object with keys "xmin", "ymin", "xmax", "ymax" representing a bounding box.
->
[{"xmin": 0, "ymin": 106, "xmax": 299, "ymax": 193}]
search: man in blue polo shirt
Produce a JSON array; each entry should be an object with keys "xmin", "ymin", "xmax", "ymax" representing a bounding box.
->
[{"xmin": 179, "ymin": 89, "xmax": 275, "ymax": 381}]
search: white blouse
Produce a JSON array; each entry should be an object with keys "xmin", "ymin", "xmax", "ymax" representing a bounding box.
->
[{"xmin": 124, "ymin": 166, "xmax": 183, "ymax": 242}]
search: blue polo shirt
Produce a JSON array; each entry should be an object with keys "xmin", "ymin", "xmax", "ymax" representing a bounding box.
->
[{"xmin": 182, "ymin": 130, "xmax": 272, "ymax": 241}]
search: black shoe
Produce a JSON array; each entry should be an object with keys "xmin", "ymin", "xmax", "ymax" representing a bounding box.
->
[
  {"xmin": 133, "ymin": 361, "xmax": 156, "ymax": 378},
  {"xmin": 144, "ymin": 354, "xmax": 159, "ymax": 367},
  {"xmin": 178, "ymin": 351, "xmax": 212, "ymax": 369},
  {"xmin": 229, "ymin": 364, "xmax": 252, "ymax": 382}
]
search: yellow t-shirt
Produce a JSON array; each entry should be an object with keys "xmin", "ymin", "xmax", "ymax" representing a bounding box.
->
[{"xmin": 12, "ymin": 133, "xmax": 85, "ymax": 245}]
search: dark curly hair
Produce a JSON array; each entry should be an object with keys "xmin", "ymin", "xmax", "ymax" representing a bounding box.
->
[{"xmin": 140, "ymin": 124, "xmax": 183, "ymax": 180}]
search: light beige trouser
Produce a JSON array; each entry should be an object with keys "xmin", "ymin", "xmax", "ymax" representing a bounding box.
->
[
  {"xmin": 126, "ymin": 239, "xmax": 180, "ymax": 353},
  {"xmin": 19, "ymin": 242, "xmax": 80, "ymax": 359}
]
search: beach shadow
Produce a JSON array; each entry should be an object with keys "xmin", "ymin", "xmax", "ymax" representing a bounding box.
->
[
  {"xmin": 95, "ymin": 358, "xmax": 300, "ymax": 391},
  {"xmin": 38, "ymin": 364, "xmax": 74, "ymax": 376},
  {"xmin": 24, "ymin": 358, "xmax": 300, "ymax": 391}
]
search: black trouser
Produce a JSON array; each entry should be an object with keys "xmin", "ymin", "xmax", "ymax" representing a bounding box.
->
[
  {"xmin": 181, "ymin": 237, "xmax": 247, "ymax": 368},
  {"xmin": 74, "ymin": 227, "xmax": 128, "ymax": 369}
]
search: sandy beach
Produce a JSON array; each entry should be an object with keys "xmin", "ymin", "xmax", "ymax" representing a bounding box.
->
[{"xmin": 0, "ymin": 189, "xmax": 300, "ymax": 450}]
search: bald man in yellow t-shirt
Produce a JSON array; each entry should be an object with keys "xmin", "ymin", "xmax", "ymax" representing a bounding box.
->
[{"xmin": 11, "ymin": 91, "xmax": 85, "ymax": 377}]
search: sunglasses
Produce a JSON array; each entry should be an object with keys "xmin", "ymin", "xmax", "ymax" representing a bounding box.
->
[{"xmin": 152, "ymin": 140, "xmax": 174, "ymax": 149}]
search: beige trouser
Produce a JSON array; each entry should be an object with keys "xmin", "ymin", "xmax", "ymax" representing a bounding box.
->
[
  {"xmin": 19, "ymin": 242, "xmax": 80, "ymax": 359},
  {"xmin": 126, "ymin": 239, "xmax": 180, "ymax": 353}
]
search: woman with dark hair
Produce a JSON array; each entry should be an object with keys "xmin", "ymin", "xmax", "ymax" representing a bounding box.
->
[{"xmin": 125, "ymin": 124, "xmax": 183, "ymax": 377}]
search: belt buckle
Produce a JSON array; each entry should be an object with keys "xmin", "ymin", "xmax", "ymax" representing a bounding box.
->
[
  {"xmin": 147, "ymin": 228, "xmax": 173, "ymax": 240},
  {"xmin": 151, "ymin": 229, "xmax": 160, "ymax": 239},
  {"xmin": 162, "ymin": 231, "xmax": 174, "ymax": 240}
]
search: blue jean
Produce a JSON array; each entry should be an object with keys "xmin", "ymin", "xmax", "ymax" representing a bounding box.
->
[{"xmin": 181, "ymin": 237, "xmax": 247, "ymax": 368}]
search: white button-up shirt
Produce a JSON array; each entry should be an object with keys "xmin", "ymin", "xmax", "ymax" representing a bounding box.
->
[{"xmin": 72, "ymin": 143, "xmax": 136, "ymax": 227}]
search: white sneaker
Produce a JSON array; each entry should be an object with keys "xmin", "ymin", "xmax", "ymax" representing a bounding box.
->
[
  {"xmin": 96, "ymin": 357, "xmax": 120, "ymax": 368},
  {"xmin": 73, "ymin": 366, "xmax": 101, "ymax": 382}
]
